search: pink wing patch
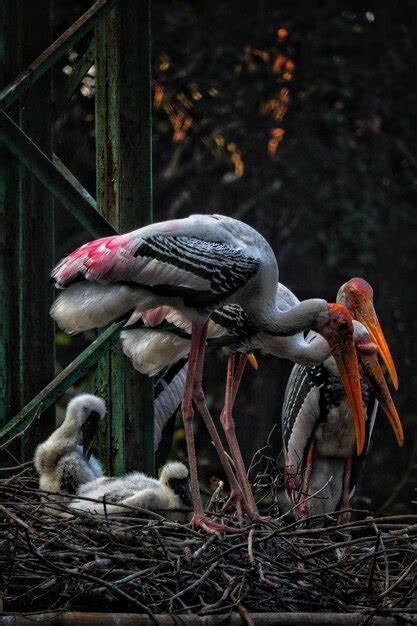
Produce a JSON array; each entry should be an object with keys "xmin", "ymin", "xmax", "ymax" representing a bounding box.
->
[
  {"xmin": 52, "ymin": 234, "xmax": 136, "ymax": 284},
  {"xmin": 141, "ymin": 306, "xmax": 171, "ymax": 327}
]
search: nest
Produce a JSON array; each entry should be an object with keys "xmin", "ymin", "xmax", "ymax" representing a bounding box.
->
[{"xmin": 1, "ymin": 469, "xmax": 417, "ymax": 622}]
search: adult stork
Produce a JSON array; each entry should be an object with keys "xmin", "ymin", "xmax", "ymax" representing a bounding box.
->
[
  {"xmin": 51, "ymin": 213, "xmax": 365, "ymax": 532},
  {"xmin": 282, "ymin": 278, "xmax": 403, "ymax": 522},
  {"xmin": 121, "ymin": 281, "xmax": 401, "ymax": 520}
]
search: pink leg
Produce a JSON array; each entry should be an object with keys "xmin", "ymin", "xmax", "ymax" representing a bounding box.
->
[
  {"xmin": 295, "ymin": 441, "xmax": 315, "ymax": 521},
  {"xmin": 338, "ymin": 457, "xmax": 352, "ymax": 524},
  {"xmin": 284, "ymin": 454, "xmax": 300, "ymax": 507},
  {"xmin": 232, "ymin": 354, "xmax": 248, "ymax": 405},
  {"xmin": 219, "ymin": 355, "xmax": 259, "ymax": 519},
  {"xmin": 182, "ymin": 323, "xmax": 240, "ymax": 534},
  {"xmin": 192, "ymin": 332, "xmax": 250, "ymax": 525}
]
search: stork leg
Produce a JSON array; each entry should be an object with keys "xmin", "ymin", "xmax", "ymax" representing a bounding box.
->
[
  {"xmin": 338, "ymin": 456, "xmax": 353, "ymax": 524},
  {"xmin": 192, "ymin": 328, "xmax": 250, "ymax": 526},
  {"xmin": 182, "ymin": 322, "xmax": 240, "ymax": 534},
  {"xmin": 232, "ymin": 354, "xmax": 248, "ymax": 404},
  {"xmin": 222, "ymin": 353, "xmax": 256, "ymax": 518},
  {"xmin": 295, "ymin": 441, "xmax": 315, "ymax": 521},
  {"xmin": 219, "ymin": 355, "xmax": 259, "ymax": 519}
]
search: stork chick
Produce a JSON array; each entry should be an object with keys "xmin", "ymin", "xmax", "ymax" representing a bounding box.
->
[
  {"xmin": 68, "ymin": 462, "xmax": 192, "ymax": 517},
  {"xmin": 34, "ymin": 394, "xmax": 105, "ymax": 497}
]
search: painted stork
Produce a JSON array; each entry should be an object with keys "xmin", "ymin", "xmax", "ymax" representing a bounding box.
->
[
  {"xmin": 34, "ymin": 394, "xmax": 105, "ymax": 497},
  {"xmin": 282, "ymin": 278, "xmax": 403, "ymax": 522},
  {"xmin": 69, "ymin": 462, "xmax": 192, "ymax": 516},
  {"xmin": 51, "ymin": 214, "xmax": 365, "ymax": 532},
  {"xmin": 121, "ymin": 281, "xmax": 401, "ymax": 520}
]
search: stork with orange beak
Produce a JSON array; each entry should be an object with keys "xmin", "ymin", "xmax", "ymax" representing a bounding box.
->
[
  {"xmin": 282, "ymin": 278, "xmax": 402, "ymax": 522},
  {"xmin": 121, "ymin": 280, "xmax": 401, "ymax": 522}
]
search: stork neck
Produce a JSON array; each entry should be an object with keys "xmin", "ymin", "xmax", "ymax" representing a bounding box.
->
[
  {"xmin": 288, "ymin": 333, "xmax": 331, "ymax": 366},
  {"xmin": 49, "ymin": 415, "xmax": 80, "ymax": 444},
  {"xmin": 255, "ymin": 298, "xmax": 329, "ymax": 337},
  {"xmin": 262, "ymin": 331, "xmax": 331, "ymax": 366}
]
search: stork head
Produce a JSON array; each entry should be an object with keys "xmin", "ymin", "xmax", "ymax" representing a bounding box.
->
[
  {"xmin": 316, "ymin": 303, "xmax": 366, "ymax": 454},
  {"xmin": 337, "ymin": 277, "xmax": 398, "ymax": 389},
  {"xmin": 159, "ymin": 462, "xmax": 193, "ymax": 509},
  {"xmin": 353, "ymin": 322, "xmax": 404, "ymax": 447},
  {"xmin": 66, "ymin": 394, "xmax": 106, "ymax": 460}
]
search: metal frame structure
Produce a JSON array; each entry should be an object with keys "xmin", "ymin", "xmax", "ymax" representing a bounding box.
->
[{"xmin": 0, "ymin": 0, "xmax": 154, "ymax": 475}]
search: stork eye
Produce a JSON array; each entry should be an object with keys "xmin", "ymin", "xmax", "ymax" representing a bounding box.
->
[{"xmin": 339, "ymin": 320, "xmax": 349, "ymax": 331}]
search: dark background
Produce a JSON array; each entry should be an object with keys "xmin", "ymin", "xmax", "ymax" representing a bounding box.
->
[{"xmin": 53, "ymin": 0, "xmax": 417, "ymax": 514}]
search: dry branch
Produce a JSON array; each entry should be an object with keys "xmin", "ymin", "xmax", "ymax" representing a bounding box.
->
[{"xmin": 1, "ymin": 473, "xmax": 416, "ymax": 620}]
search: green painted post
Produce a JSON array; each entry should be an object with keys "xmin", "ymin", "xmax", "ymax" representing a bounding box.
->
[
  {"xmin": 0, "ymin": 0, "xmax": 19, "ymax": 434},
  {"xmin": 0, "ymin": 1, "xmax": 55, "ymax": 460},
  {"xmin": 95, "ymin": 0, "xmax": 154, "ymax": 476}
]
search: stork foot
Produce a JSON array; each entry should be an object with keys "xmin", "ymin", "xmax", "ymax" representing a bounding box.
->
[
  {"xmin": 338, "ymin": 510, "xmax": 351, "ymax": 525},
  {"xmin": 191, "ymin": 515, "xmax": 243, "ymax": 534},
  {"xmin": 221, "ymin": 492, "xmax": 278, "ymax": 528},
  {"xmin": 248, "ymin": 512, "xmax": 280, "ymax": 529},
  {"xmin": 221, "ymin": 488, "xmax": 250, "ymax": 526}
]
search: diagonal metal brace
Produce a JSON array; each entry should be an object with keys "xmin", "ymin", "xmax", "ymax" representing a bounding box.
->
[
  {"xmin": 0, "ymin": 0, "xmax": 119, "ymax": 110},
  {"xmin": 0, "ymin": 321, "xmax": 126, "ymax": 449},
  {"xmin": 0, "ymin": 110, "xmax": 115, "ymax": 238}
]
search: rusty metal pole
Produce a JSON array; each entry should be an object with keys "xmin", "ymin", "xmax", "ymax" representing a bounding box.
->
[{"xmin": 95, "ymin": 0, "xmax": 154, "ymax": 475}]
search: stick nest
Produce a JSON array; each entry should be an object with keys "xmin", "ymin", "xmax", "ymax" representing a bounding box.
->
[{"xmin": 1, "ymin": 472, "xmax": 416, "ymax": 621}]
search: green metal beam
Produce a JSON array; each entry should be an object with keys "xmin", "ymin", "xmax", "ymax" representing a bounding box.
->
[
  {"xmin": 0, "ymin": 0, "xmax": 118, "ymax": 110},
  {"xmin": 0, "ymin": 0, "xmax": 57, "ymax": 461},
  {"xmin": 0, "ymin": 0, "xmax": 19, "ymax": 433},
  {"xmin": 0, "ymin": 321, "xmax": 125, "ymax": 449},
  {"xmin": 95, "ymin": 0, "xmax": 154, "ymax": 476},
  {"xmin": 0, "ymin": 111, "xmax": 116, "ymax": 239},
  {"xmin": 18, "ymin": 2, "xmax": 56, "ymax": 461},
  {"xmin": 52, "ymin": 152, "xmax": 97, "ymax": 208},
  {"xmin": 0, "ymin": 0, "xmax": 154, "ymax": 473}
]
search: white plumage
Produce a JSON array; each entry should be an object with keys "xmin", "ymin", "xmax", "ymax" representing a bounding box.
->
[
  {"xmin": 69, "ymin": 462, "xmax": 192, "ymax": 516},
  {"xmin": 50, "ymin": 213, "xmax": 368, "ymax": 531},
  {"xmin": 282, "ymin": 277, "xmax": 403, "ymax": 522},
  {"xmin": 121, "ymin": 329, "xmax": 191, "ymax": 377},
  {"xmin": 120, "ymin": 282, "xmax": 369, "ymax": 375},
  {"xmin": 34, "ymin": 394, "xmax": 105, "ymax": 497},
  {"xmin": 50, "ymin": 214, "xmax": 344, "ymax": 343}
]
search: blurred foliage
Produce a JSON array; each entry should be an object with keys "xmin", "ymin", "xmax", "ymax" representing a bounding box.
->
[{"xmin": 51, "ymin": 0, "xmax": 417, "ymax": 514}]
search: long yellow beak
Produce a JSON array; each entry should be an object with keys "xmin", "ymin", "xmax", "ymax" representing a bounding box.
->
[
  {"xmin": 354, "ymin": 302, "xmax": 399, "ymax": 390},
  {"xmin": 331, "ymin": 336, "xmax": 366, "ymax": 455},
  {"xmin": 359, "ymin": 350, "xmax": 404, "ymax": 446}
]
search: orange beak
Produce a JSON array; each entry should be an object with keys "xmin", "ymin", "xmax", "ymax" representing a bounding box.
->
[
  {"xmin": 321, "ymin": 305, "xmax": 366, "ymax": 455},
  {"xmin": 332, "ymin": 335, "xmax": 366, "ymax": 455},
  {"xmin": 343, "ymin": 279, "xmax": 399, "ymax": 390},
  {"xmin": 358, "ymin": 346, "xmax": 404, "ymax": 447},
  {"xmin": 355, "ymin": 303, "xmax": 398, "ymax": 390}
]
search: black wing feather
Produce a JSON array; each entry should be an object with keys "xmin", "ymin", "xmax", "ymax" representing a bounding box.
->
[
  {"xmin": 282, "ymin": 364, "xmax": 324, "ymax": 454},
  {"xmin": 135, "ymin": 236, "xmax": 259, "ymax": 307}
]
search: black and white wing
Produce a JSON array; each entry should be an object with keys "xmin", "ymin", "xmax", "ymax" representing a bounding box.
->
[
  {"xmin": 282, "ymin": 363, "xmax": 323, "ymax": 480},
  {"xmin": 154, "ymin": 359, "xmax": 188, "ymax": 469},
  {"xmin": 53, "ymin": 233, "xmax": 259, "ymax": 311}
]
